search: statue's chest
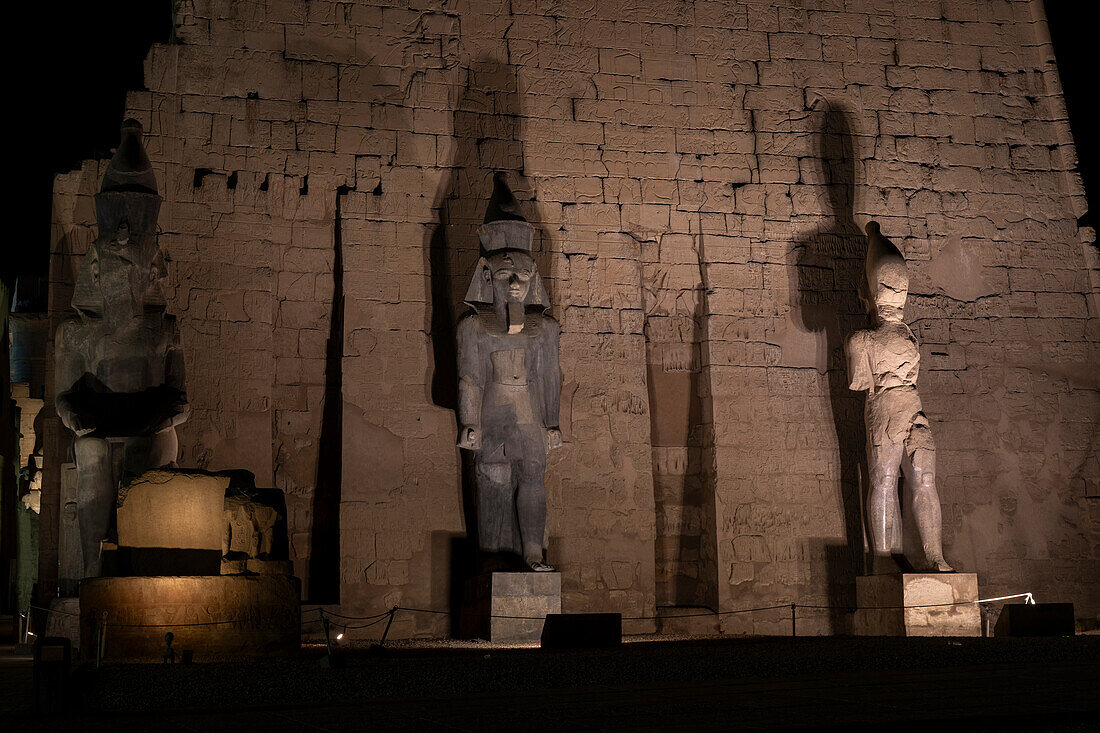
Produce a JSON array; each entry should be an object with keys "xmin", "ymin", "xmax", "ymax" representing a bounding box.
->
[
  {"xmin": 484, "ymin": 332, "xmax": 537, "ymax": 383},
  {"xmin": 868, "ymin": 327, "xmax": 920, "ymax": 379},
  {"xmin": 87, "ymin": 325, "xmax": 168, "ymax": 390},
  {"xmin": 490, "ymin": 347, "xmax": 528, "ymax": 385}
]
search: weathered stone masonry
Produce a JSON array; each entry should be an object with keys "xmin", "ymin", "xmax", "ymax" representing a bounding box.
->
[{"xmin": 43, "ymin": 0, "xmax": 1098, "ymax": 636}]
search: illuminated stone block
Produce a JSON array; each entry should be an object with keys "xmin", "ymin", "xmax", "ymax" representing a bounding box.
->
[
  {"xmin": 80, "ymin": 575, "xmax": 300, "ymax": 659},
  {"xmin": 855, "ymin": 573, "xmax": 980, "ymax": 637},
  {"xmin": 463, "ymin": 572, "xmax": 561, "ymax": 643},
  {"xmin": 111, "ymin": 470, "xmax": 228, "ymax": 574},
  {"xmin": 116, "ymin": 470, "xmax": 228, "ymax": 551}
]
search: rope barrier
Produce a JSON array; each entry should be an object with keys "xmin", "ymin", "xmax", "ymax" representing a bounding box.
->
[
  {"xmin": 29, "ymin": 604, "xmax": 79, "ymax": 618},
  {"xmin": 978, "ymin": 592, "xmax": 1035, "ymax": 605},
  {"xmin": 24, "ymin": 590, "xmax": 1038, "ymax": 630},
  {"xmin": 625, "ymin": 604, "xmax": 791, "ymax": 620},
  {"xmin": 310, "ymin": 607, "xmax": 392, "ymax": 621}
]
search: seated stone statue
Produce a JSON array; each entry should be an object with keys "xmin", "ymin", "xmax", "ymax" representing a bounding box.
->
[
  {"xmin": 846, "ymin": 221, "xmax": 952, "ymax": 573},
  {"xmin": 457, "ymin": 175, "xmax": 561, "ymax": 571},
  {"xmin": 54, "ymin": 120, "xmax": 188, "ymax": 577}
]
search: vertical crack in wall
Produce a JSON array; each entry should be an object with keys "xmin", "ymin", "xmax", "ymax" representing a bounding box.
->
[{"xmin": 309, "ymin": 185, "xmax": 351, "ymax": 603}]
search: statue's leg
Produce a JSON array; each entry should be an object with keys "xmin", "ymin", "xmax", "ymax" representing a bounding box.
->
[
  {"xmin": 515, "ymin": 459, "xmax": 547, "ymax": 568},
  {"xmin": 867, "ymin": 437, "xmax": 905, "ymax": 568},
  {"xmin": 121, "ymin": 429, "xmax": 178, "ymax": 479},
  {"xmin": 903, "ymin": 423, "xmax": 953, "ymax": 571},
  {"xmin": 475, "ymin": 461, "xmax": 514, "ymax": 554},
  {"xmin": 152, "ymin": 427, "xmax": 180, "ymax": 469},
  {"xmin": 74, "ymin": 436, "xmax": 114, "ymax": 577}
]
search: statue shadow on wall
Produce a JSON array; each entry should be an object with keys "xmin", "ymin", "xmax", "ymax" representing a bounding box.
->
[
  {"xmin": 786, "ymin": 101, "xmax": 867, "ymax": 634},
  {"xmin": 425, "ymin": 56, "xmax": 554, "ymax": 633}
]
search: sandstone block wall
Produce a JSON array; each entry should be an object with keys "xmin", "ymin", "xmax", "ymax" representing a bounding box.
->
[{"xmin": 43, "ymin": 0, "xmax": 1098, "ymax": 636}]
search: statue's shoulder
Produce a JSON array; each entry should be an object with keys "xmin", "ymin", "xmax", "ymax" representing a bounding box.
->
[
  {"xmin": 845, "ymin": 328, "xmax": 869, "ymax": 353},
  {"xmin": 163, "ymin": 312, "xmax": 182, "ymax": 336},
  {"xmin": 534, "ymin": 312, "xmax": 559, "ymax": 336},
  {"xmin": 457, "ymin": 309, "xmax": 482, "ymax": 335},
  {"xmin": 55, "ymin": 316, "xmax": 86, "ymax": 348}
]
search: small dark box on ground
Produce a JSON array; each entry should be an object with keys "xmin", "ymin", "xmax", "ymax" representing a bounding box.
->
[
  {"xmin": 541, "ymin": 613, "xmax": 622, "ymax": 648},
  {"xmin": 994, "ymin": 603, "xmax": 1075, "ymax": 637},
  {"xmin": 34, "ymin": 636, "xmax": 72, "ymax": 714}
]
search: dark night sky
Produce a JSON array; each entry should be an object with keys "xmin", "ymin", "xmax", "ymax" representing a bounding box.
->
[
  {"xmin": 3, "ymin": 2, "xmax": 1093, "ymax": 291},
  {"xmin": 5, "ymin": 2, "xmax": 172, "ymax": 291}
]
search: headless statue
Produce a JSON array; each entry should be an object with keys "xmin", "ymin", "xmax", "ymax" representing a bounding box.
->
[
  {"xmin": 457, "ymin": 175, "xmax": 561, "ymax": 571},
  {"xmin": 846, "ymin": 222, "xmax": 952, "ymax": 573},
  {"xmin": 54, "ymin": 120, "xmax": 189, "ymax": 577}
]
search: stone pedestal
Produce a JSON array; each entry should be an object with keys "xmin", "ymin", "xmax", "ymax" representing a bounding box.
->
[
  {"xmin": 42, "ymin": 597, "xmax": 81, "ymax": 653},
  {"xmin": 855, "ymin": 573, "xmax": 980, "ymax": 637},
  {"xmin": 463, "ymin": 572, "xmax": 561, "ymax": 643},
  {"xmin": 80, "ymin": 575, "xmax": 300, "ymax": 659}
]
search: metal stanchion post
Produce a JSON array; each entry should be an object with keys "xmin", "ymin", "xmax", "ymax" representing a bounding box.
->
[
  {"xmin": 96, "ymin": 611, "xmax": 108, "ymax": 668},
  {"xmin": 379, "ymin": 607, "xmax": 397, "ymax": 647}
]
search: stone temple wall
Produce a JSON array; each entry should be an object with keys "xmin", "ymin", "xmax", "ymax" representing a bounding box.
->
[{"xmin": 43, "ymin": 0, "xmax": 1099, "ymax": 636}]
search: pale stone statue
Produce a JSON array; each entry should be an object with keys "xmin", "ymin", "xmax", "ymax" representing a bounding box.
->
[
  {"xmin": 846, "ymin": 221, "xmax": 952, "ymax": 573},
  {"xmin": 457, "ymin": 175, "xmax": 561, "ymax": 571},
  {"xmin": 54, "ymin": 120, "xmax": 189, "ymax": 577}
]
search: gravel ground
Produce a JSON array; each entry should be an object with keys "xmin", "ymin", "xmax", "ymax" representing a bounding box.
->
[{"xmin": 69, "ymin": 635, "xmax": 1099, "ymax": 713}]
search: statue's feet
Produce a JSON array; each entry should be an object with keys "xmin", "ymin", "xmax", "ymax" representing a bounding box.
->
[
  {"xmin": 929, "ymin": 555, "xmax": 954, "ymax": 573},
  {"xmin": 527, "ymin": 560, "xmax": 555, "ymax": 572}
]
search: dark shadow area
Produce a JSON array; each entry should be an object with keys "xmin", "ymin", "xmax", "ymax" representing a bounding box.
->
[
  {"xmin": 692, "ymin": 230, "xmax": 720, "ymax": 612},
  {"xmin": 309, "ymin": 186, "xmax": 351, "ymax": 603},
  {"xmin": 1045, "ymin": 2, "xmax": 1096, "ymax": 227},
  {"xmin": 14, "ymin": 636, "xmax": 1097, "ymax": 727},
  {"xmin": 425, "ymin": 57, "xmax": 552, "ymax": 612},
  {"xmin": 648, "ymin": 237, "xmax": 717, "ymax": 610},
  {"xmin": 8, "ymin": 3, "xmax": 172, "ymax": 289},
  {"xmin": 787, "ymin": 102, "xmax": 868, "ymax": 633},
  {"xmin": 431, "ymin": 532, "xmax": 473, "ymax": 637}
]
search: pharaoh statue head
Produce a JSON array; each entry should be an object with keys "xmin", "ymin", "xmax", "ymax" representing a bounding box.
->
[
  {"xmin": 71, "ymin": 119, "xmax": 167, "ymax": 319},
  {"xmin": 464, "ymin": 174, "xmax": 550, "ymax": 313},
  {"xmin": 863, "ymin": 221, "xmax": 908, "ymax": 322}
]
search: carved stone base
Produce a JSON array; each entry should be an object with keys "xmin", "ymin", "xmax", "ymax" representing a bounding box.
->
[
  {"xmin": 462, "ymin": 572, "xmax": 561, "ymax": 643},
  {"xmin": 855, "ymin": 573, "xmax": 981, "ymax": 637},
  {"xmin": 80, "ymin": 575, "xmax": 300, "ymax": 659},
  {"xmin": 43, "ymin": 597, "xmax": 81, "ymax": 653}
]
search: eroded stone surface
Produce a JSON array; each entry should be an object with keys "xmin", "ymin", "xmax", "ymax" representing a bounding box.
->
[
  {"xmin": 845, "ymin": 221, "xmax": 951, "ymax": 573},
  {"xmin": 223, "ymin": 487, "xmax": 288, "ymax": 563},
  {"xmin": 38, "ymin": 1, "xmax": 1098, "ymax": 635}
]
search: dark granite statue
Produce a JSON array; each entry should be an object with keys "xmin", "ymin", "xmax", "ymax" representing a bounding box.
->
[
  {"xmin": 54, "ymin": 120, "xmax": 189, "ymax": 577},
  {"xmin": 846, "ymin": 221, "xmax": 952, "ymax": 573},
  {"xmin": 457, "ymin": 175, "xmax": 561, "ymax": 571}
]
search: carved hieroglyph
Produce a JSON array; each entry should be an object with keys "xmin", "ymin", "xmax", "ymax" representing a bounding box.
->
[
  {"xmin": 846, "ymin": 221, "xmax": 952, "ymax": 573},
  {"xmin": 457, "ymin": 175, "xmax": 562, "ymax": 571},
  {"xmin": 54, "ymin": 120, "xmax": 189, "ymax": 577}
]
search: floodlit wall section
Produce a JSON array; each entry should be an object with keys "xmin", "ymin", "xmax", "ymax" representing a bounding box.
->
[{"xmin": 42, "ymin": 0, "xmax": 1099, "ymax": 635}]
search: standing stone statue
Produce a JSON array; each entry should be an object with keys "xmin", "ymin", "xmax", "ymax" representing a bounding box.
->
[
  {"xmin": 846, "ymin": 222, "xmax": 952, "ymax": 573},
  {"xmin": 54, "ymin": 119, "xmax": 189, "ymax": 577},
  {"xmin": 457, "ymin": 175, "xmax": 561, "ymax": 571}
]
